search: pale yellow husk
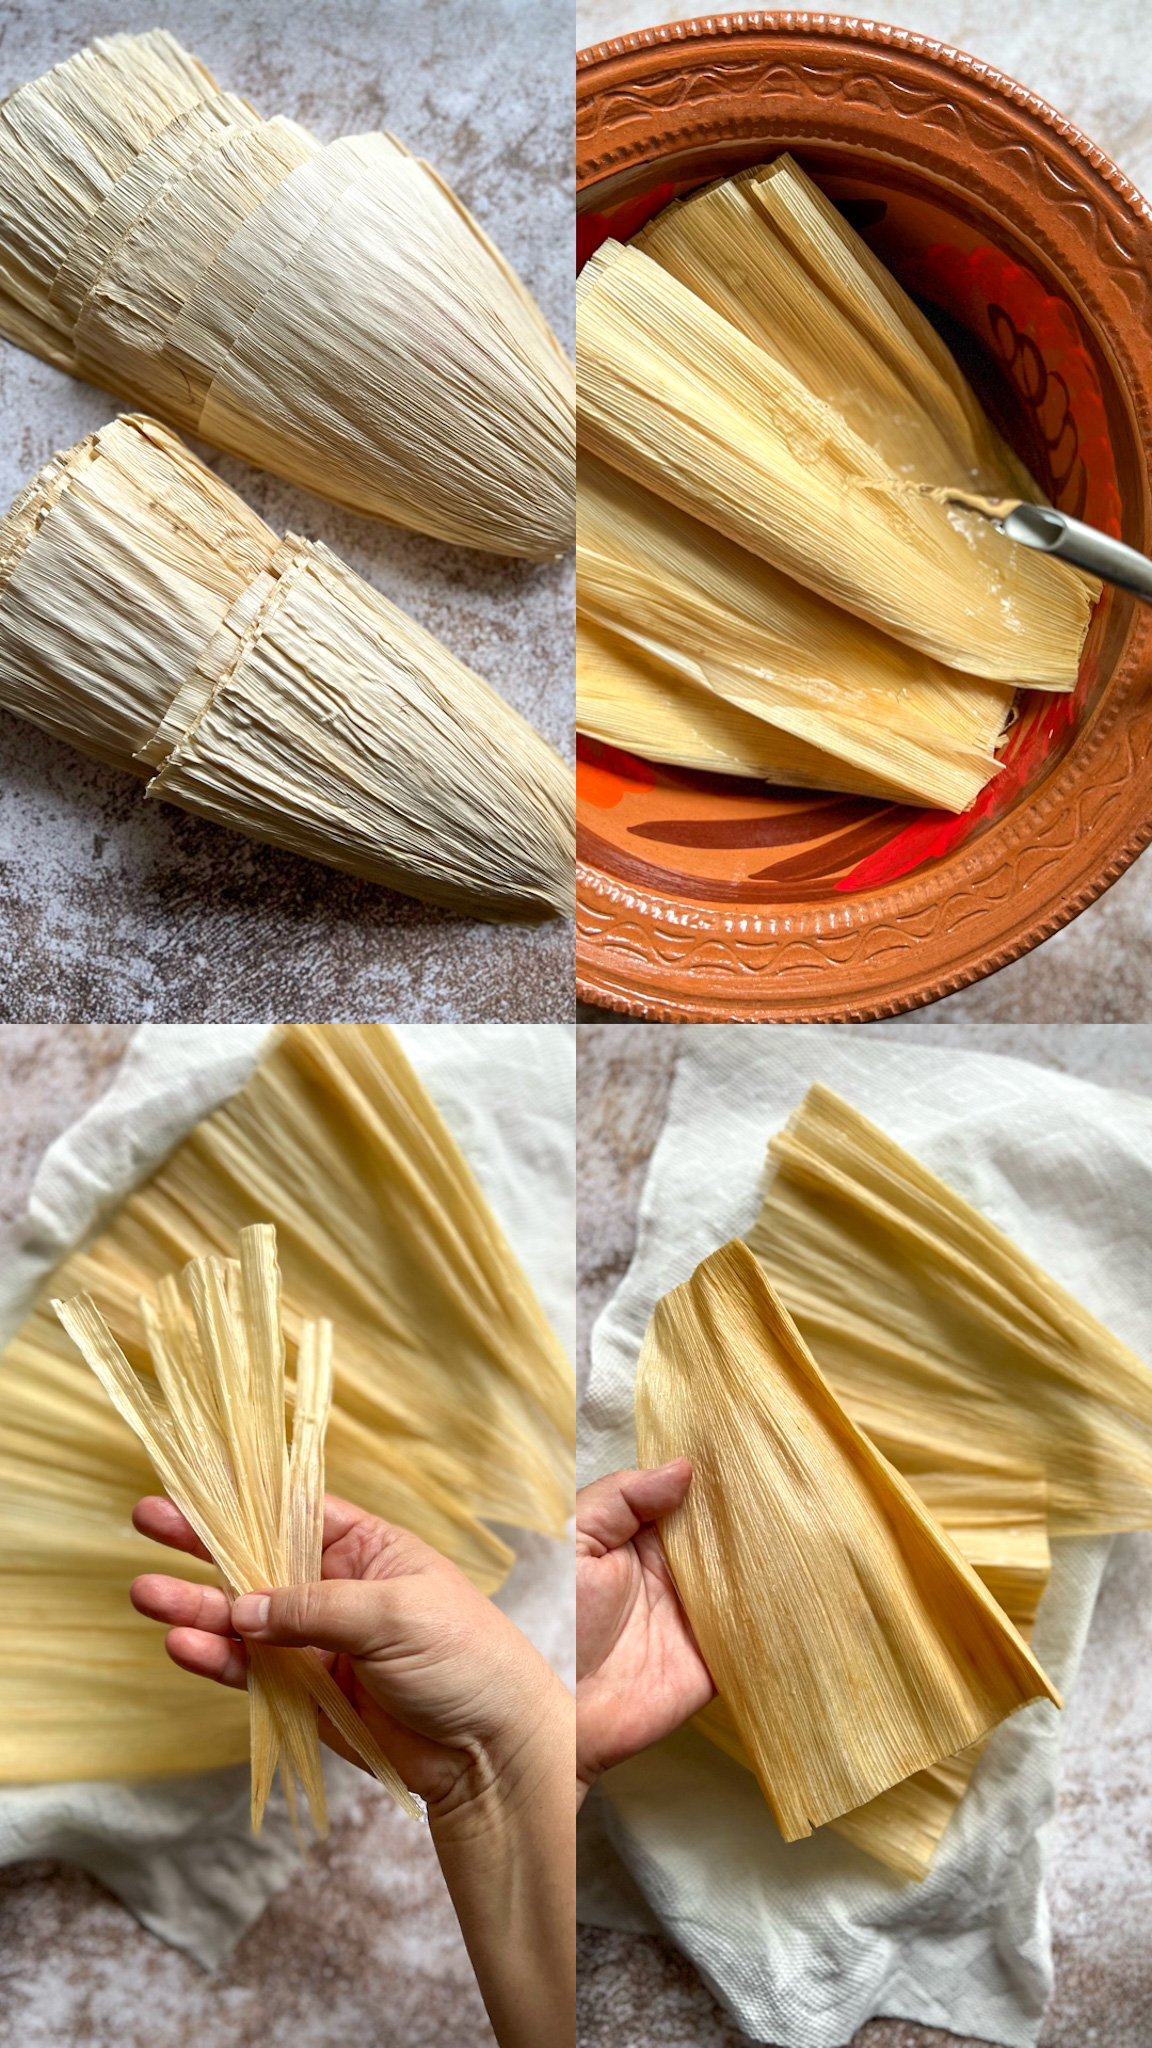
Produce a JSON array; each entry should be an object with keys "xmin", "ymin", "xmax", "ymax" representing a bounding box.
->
[
  {"xmin": 0, "ymin": 31, "xmax": 574, "ymax": 557},
  {"xmin": 0, "ymin": 1024, "xmax": 574, "ymax": 1786},
  {"xmin": 577, "ymin": 453, "xmax": 1014, "ymax": 811},
  {"xmin": 747, "ymin": 1084, "xmax": 1152, "ymax": 1534},
  {"xmin": 577, "ymin": 155, "xmax": 1096, "ymax": 687},
  {"xmin": 0, "ymin": 414, "xmax": 575, "ymax": 921},
  {"xmin": 694, "ymin": 1470, "xmax": 1052, "ymax": 1878},
  {"xmin": 634, "ymin": 1239, "xmax": 1058, "ymax": 1842},
  {"xmin": 55, "ymin": 1224, "xmax": 419, "ymax": 1835}
]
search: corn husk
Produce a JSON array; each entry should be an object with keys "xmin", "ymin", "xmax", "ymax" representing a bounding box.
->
[
  {"xmin": 0, "ymin": 31, "xmax": 574, "ymax": 558},
  {"xmin": 55, "ymin": 1224, "xmax": 419, "ymax": 1835},
  {"xmin": 634, "ymin": 1238, "xmax": 1058, "ymax": 1841},
  {"xmin": 694, "ymin": 1470, "xmax": 1052, "ymax": 1878},
  {"xmin": 747, "ymin": 1084, "xmax": 1152, "ymax": 1534},
  {"xmin": 0, "ymin": 1023, "xmax": 574, "ymax": 1786},
  {"xmin": 578, "ymin": 453, "xmax": 1014, "ymax": 810},
  {"xmin": 0, "ymin": 414, "xmax": 574, "ymax": 921},
  {"xmin": 576, "ymin": 156, "xmax": 1096, "ymax": 685}
]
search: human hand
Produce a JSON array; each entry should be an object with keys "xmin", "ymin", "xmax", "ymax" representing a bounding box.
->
[
  {"xmin": 131, "ymin": 1491, "xmax": 566, "ymax": 1823},
  {"xmin": 576, "ymin": 1460, "xmax": 714, "ymax": 1805}
]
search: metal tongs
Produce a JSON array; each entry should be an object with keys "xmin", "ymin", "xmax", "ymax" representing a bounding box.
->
[{"xmin": 936, "ymin": 490, "xmax": 1152, "ymax": 602}]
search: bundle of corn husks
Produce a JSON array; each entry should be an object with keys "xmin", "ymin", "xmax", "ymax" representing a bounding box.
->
[
  {"xmin": 0, "ymin": 29, "xmax": 573, "ymax": 558},
  {"xmin": 0, "ymin": 414, "xmax": 575, "ymax": 922},
  {"xmin": 57, "ymin": 1223, "xmax": 419, "ymax": 1835},
  {"xmin": 638, "ymin": 1082, "xmax": 1152, "ymax": 1882},
  {"xmin": 0, "ymin": 1024, "xmax": 574, "ymax": 1785},
  {"xmin": 576, "ymin": 156, "xmax": 1099, "ymax": 811}
]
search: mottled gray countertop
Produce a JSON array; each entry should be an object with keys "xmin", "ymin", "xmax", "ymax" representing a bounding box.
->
[
  {"xmin": 576, "ymin": 0, "xmax": 1152, "ymax": 1025},
  {"xmin": 0, "ymin": 0, "xmax": 573, "ymax": 1023},
  {"xmin": 577, "ymin": 1021, "xmax": 1152, "ymax": 2047}
]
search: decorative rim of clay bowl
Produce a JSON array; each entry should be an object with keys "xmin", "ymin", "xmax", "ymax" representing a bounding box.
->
[{"xmin": 575, "ymin": 13, "xmax": 1152, "ymax": 1022}]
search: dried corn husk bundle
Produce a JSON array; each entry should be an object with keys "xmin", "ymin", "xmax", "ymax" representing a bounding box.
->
[
  {"xmin": 747, "ymin": 1084, "xmax": 1152, "ymax": 1534},
  {"xmin": 0, "ymin": 414, "xmax": 574, "ymax": 921},
  {"xmin": 578, "ymin": 454, "xmax": 1014, "ymax": 810},
  {"xmin": 634, "ymin": 1238, "xmax": 1058, "ymax": 1840},
  {"xmin": 694, "ymin": 1470, "xmax": 1052, "ymax": 1878},
  {"xmin": 0, "ymin": 31, "xmax": 574, "ymax": 557},
  {"xmin": 0, "ymin": 1024, "xmax": 574, "ymax": 1785},
  {"xmin": 577, "ymin": 156, "xmax": 1096, "ymax": 687},
  {"xmin": 56, "ymin": 1224, "xmax": 419, "ymax": 1835}
]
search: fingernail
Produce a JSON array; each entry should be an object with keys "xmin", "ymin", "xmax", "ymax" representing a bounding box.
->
[{"xmin": 233, "ymin": 1593, "xmax": 271, "ymax": 1633}]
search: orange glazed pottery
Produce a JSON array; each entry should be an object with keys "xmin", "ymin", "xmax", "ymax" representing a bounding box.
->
[{"xmin": 576, "ymin": 14, "xmax": 1152, "ymax": 1020}]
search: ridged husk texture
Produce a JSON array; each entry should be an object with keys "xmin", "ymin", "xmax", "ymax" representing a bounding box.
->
[
  {"xmin": 0, "ymin": 1024, "xmax": 574, "ymax": 1784},
  {"xmin": 0, "ymin": 30, "xmax": 574, "ymax": 557},
  {"xmin": 0, "ymin": 414, "xmax": 575, "ymax": 921}
]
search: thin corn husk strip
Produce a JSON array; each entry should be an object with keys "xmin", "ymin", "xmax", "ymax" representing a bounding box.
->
[
  {"xmin": 0, "ymin": 30, "xmax": 214, "ymax": 360},
  {"xmin": 747, "ymin": 1084, "xmax": 1152, "ymax": 1534},
  {"xmin": 635, "ymin": 1238, "xmax": 1058, "ymax": 1840},
  {"xmin": 0, "ymin": 415, "xmax": 275, "ymax": 772},
  {"xmin": 54, "ymin": 1226, "xmax": 419, "ymax": 1833},
  {"xmin": 0, "ymin": 1025, "xmax": 573, "ymax": 1784},
  {"xmin": 743, "ymin": 157, "xmax": 1040, "ymax": 506},
  {"xmin": 694, "ymin": 1469, "xmax": 1051, "ymax": 1877},
  {"xmin": 0, "ymin": 414, "xmax": 574, "ymax": 919},
  {"xmin": 577, "ymin": 613, "xmax": 879, "ymax": 787},
  {"xmin": 0, "ymin": 33, "xmax": 574, "ymax": 559},
  {"xmin": 577, "ymin": 236, "xmax": 1095, "ymax": 686},
  {"xmin": 578, "ymin": 454, "xmax": 1013, "ymax": 810}
]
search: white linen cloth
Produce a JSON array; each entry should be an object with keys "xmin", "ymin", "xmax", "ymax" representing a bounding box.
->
[
  {"xmin": 0, "ymin": 1023, "xmax": 574, "ymax": 1967},
  {"xmin": 577, "ymin": 1026, "xmax": 1152, "ymax": 2048}
]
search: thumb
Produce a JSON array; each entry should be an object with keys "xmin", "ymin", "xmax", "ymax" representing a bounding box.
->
[{"xmin": 232, "ymin": 1578, "xmax": 393, "ymax": 1656}]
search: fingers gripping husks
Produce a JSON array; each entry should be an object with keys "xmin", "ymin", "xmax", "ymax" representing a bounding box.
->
[{"xmin": 54, "ymin": 1223, "xmax": 419, "ymax": 1834}]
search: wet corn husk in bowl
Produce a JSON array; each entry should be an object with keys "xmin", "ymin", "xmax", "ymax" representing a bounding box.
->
[{"xmin": 0, "ymin": 29, "xmax": 574, "ymax": 558}]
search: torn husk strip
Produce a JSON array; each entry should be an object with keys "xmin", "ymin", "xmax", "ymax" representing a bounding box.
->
[
  {"xmin": 695, "ymin": 1470, "xmax": 1052, "ymax": 1879},
  {"xmin": 0, "ymin": 414, "xmax": 574, "ymax": 921},
  {"xmin": 748, "ymin": 1084, "xmax": 1152, "ymax": 1535},
  {"xmin": 634, "ymin": 1239, "xmax": 1058, "ymax": 1841},
  {"xmin": 0, "ymin": 31, "xmax": 574, "ymax": 557},
  {"xmin": 0, "ymin": 1024, "xmax": 574, "ymax": 1786},
  {"xmin": 577, "ymin": 158, "xmax": 1096, "ymax": 684},
  {"xmin": 54, "ymin": 1224, "xmax": 419, "ymax": 1834},
  {"xmin": 578, "ymin": 454, "xmax": 1014, "ymax": 811}
]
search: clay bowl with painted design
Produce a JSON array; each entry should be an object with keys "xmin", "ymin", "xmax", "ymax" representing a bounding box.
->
[{"xmin": 576, "ymin": 15, "xmax": 1152, "ymax": 1021}]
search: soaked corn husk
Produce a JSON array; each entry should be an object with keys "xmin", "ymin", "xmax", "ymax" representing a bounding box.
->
[
  {"xmin": 578, "ymin": 453, "xmax": 1014, "ymax": 810},
  {"xmin": 0, "ymin": 414, "xmax": 575, "ymax": 921},
  {"xmin": 634, "ymin": 1238, "xmax": 1058, "ymax": 1841},
  {"xmin": 577, "ymin": 155, "xmax": 1096, "ymax": 687},
  {"xmin": 0, "ymin": 31, "xmax": 574, "ymax": 557},
  {"xmin": 748, "ymin": 1084, "xmax": 1152, "ymax": 1534},
  {"xmin": 56, "ymin": 1224, "xmax": 418, "ymax": 1835},
  {"xmin": 695, "ymin": 1470, "xmax": 1052, "ymax": 1878},
  {"xmin": 0, "ymin": 1024, "xmax": 574, "ymax": 1785}
]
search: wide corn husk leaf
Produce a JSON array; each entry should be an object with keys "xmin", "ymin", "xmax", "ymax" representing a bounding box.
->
[
  {"xmin": 55, "ymin": 1224, "xmax": 418, "ymax": 1834},
  {"xmin": 576, "ymin": 232, "xmax": 1095, "ymax": 685},
  {"xmin": 0, "ymin": 32, "xmax": 574, "ymax": 558},
  {"xmin": 634, "ymin": 1238, "xmax": 1058, "ymax": 1841},
  {"xmin": 0, "ymin": 1023, "xmax": 574, "ymax": 1785},
  {"xmin": 578, "ymin": 453, "xmax": 1013, "ymax": 811},
  {"xmin": 694, "ymin": 1470, "xmax": 1051, "ymax": 1878},
  {"xmin": 747, "ymin": 1084, "xmax": 1152, "ymax": 1534},
  {"xmin": 0, "ymin": 414, "xmax": 574, "ymax": 920}
]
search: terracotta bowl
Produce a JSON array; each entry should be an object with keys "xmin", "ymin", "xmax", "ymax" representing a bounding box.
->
[{"xmin": 576, "ymin": 14, "xmax": 1152, "ymax": 1020}]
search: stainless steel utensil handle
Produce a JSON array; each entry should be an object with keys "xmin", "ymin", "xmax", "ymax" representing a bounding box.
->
[{"xmin": 999, "ymin": 502, "xmax": 1152, "ymax": 602}]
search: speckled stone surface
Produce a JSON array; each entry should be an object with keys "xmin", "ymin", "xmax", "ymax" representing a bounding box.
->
[
  {"xmin": 0, "ymin": 1026, "xmax": 527, "ymax": 2046},
  {"xmin": 577, "ymin": 1021, "xmax": 1152, "ymax": 2047},
  {"xmin": 576, "ymin": 0, "xmax": 1152, "ymax": 1025},
  {"xmin": 0, "ymin": 0, "xmax": 574, "ymax": 1023}
]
